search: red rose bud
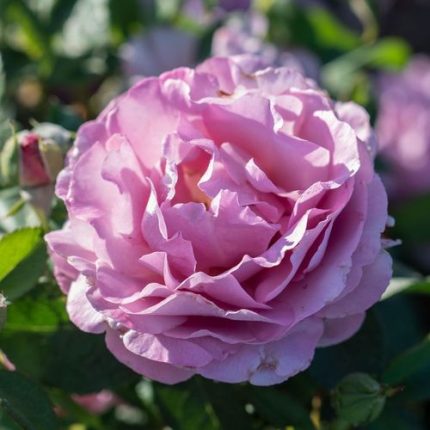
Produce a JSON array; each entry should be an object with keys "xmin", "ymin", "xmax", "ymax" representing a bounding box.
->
[
  {"xmin": 18, "ymin": 123, "xmax": 72, "ymax": 188},
  {"xmin": 19, "ymin": 133, "xmax": 51, "ymax": 187}
]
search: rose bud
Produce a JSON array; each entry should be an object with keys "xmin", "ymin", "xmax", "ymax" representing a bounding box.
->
[
  {"xmin": 0, "ymin": 123, "xmax": 73, "ymax": 218},
  {"xmin": 331, "ymin": 373, "xmax": 386, "ymax": 426},
  {"xmin": 18, "ymin": 123, "xmax": 72, "ymax": 188},
  {"xmin": 46, "ymin": 56, "xmax": 391, "ymax": 385}
]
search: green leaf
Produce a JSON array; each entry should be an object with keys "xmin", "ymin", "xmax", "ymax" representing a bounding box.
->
[
  {"xmin": 267, "ymin": 3, "xmax": 360, "ymax": 61},
  {"xmin": 2, "ymin": 297, "xmax": 67, "ymax": 333},
  {"xmin": 0, "ymin": 332, "xmax": 48, "ymax": 380},
  {"xmin": 0, "ymin": 228, "xmax": 43, "ymax": 282},
  {"xmin": 154, "ymin": 380, "xmax": 221, "ymax": 430},
  {"xmin": 383, "ymin": 335, "xmax": 430, "ymax": 385},
  {"xmin": 382, "ymin": 277, "xmax": 430, "ymax": 299},
  {"xmin": 0, "ymin": 188, "xmax": 41, "ymax": 233},
  {"xmin": 43, "ymin": 329, "xmax": 139, "ymax": 394},
  {"xmin": 397, "ymin": 366, "xmax": 430, "ymax": 402},
  {"xmin": 331, "ymin": 373, "xmax": 386, "ymax": 426},
  {"xmin": 392, "ymin": 193, "xmax": 430, "ymax": 243},
  {"xmin": 367, "ymin": 38, "xmax": 411, "ymax": 71},
  {"xmin": 0, "ymin": 370, "xmax": 59, "ymax": 430},
  {"xmin": 5, "ymin": 0, "xmax": 53, "ymax": 74},
  {"xmin": 0, "ymin": 242, "xmax": 47, "ymax": 300},
  {"xmin": 375, "ymin": 295, "xmax": 423, "ymax": 363},
  {"xmin": 0, "ymin": 328, "xmax": 139, "ymax": 394},
  {"xmin": 368, "ymin": 402, "xmax": 425, "ymax": 430},
  {"xmin": 108, "ymin": 0, "xmax": 143, "ymax": 44},
  {"xmin": 322, "ymin": 38, "xmax": 410, "ymax": 98},
  {"xmin": 305, "ymin": 7, "xmax": 361, "ymax": 52},
  {"xmin": 247, "ymin": 386, "xmax": 314, "ymax": 429}
]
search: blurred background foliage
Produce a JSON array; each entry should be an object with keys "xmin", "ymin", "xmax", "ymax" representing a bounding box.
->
[{"xmin": 1, "ymin": 0, "xmax": 430, "ymax": 429}]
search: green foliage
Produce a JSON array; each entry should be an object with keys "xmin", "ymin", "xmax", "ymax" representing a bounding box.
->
[
  {"xmin": 0, "ymin": 370, "xmax": 59, "ymax": 430},
  {"xmin": 2, "ymin": 296, "xmax": 68, "ymax": 333},
  {"xmin": 267, "ymin": 2, "xmax": 361, "ymax": 61},
  {"xmin": 246, "ymin": 384, "xmax": 314, "ymax": 429},
  {"xmin": 331, "ymin": 373, "xmax": 386, "ymax": 426},
  {"xmin": 0, "ymin": 241, "xmax": 47, "ymax": 300},
  {"xmin": 0, "ymin": 228, "xmax": 43, "ymax": 282},
  {"xmin": 0, "ymin": 327, "xmax": 140, "ymax": 395},
  {"xmin": 383, "ymin": 335, "xmax": 430, "ymax": 385},
  {"xmin": 4, "ymin": 0, "xmax": 54, "ymax": 75},
  {"xmin": 310, "ymin": 311, "xmax": 385, "ymax": 388},
  {"xmin": 392, "ymin": 194, "xmax": 430, "ymax": 243},
  {"xmin": 322, "ymin": 37, "xmax": 410, "ymax": 99},
  {"xmin": 154, "ymin": 381, "xmax": 223, "ymax": 430},
  {"xmin": 0, "ymin": 188, "xmax": 41, "ymax": 232}
]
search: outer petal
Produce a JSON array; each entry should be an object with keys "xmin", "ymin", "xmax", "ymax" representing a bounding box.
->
[
  {"xmin": 318, "ymin": 313, "xmax": 365, "ymax": 347},
  {"xmin": 67, "ymin": 276, "xmax": 106, "ymax": 334},
  {"xmin": 105, "ymin": 328, "xmax": 193, "ymax": 384},
  {"xmin": 199, "ymin": 318, "xmax": 323, "ymax": 385}
]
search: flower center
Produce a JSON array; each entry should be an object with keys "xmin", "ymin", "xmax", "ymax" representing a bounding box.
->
[{"xmin": 181, "ymin": 165, "xmax": 212, "ymax": 208}]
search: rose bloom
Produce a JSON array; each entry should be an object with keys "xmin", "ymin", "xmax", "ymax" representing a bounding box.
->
[
  {"xmin": 376, "ymin": 56, "xmax": 430, "ymax": 198},
  {"xmin": 46, "ymin": 56, "xmax": 391, "ymax": 385}
]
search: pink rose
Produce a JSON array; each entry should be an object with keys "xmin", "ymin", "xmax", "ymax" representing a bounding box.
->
[
  {"xmin": 46, "ymin": 56, "xmax": 391, "ymax": 385},
  {"xmin": 71, "ymin": 390, "xmax": 120, "ymax": 414},
  {"xmin": 376, "ymin": 56, "xmax": 430, "ymax": 199}
]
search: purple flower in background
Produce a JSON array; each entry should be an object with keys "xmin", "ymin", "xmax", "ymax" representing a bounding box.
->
[
  {"xmin": 183, "ymin": 0, "xmax": 209, "ymax": 22},
  {"xmin": 120, "ymin": 27, "xmax": 198, "ymax": 79},
  {"xmin": 218, "ymin": 0, "xmax": 251, "ymax": 11},
  {"xmin": 376, "ymin": 56, "xmax": 430, "ymax": 199},
  {"xmin": 212, "ymin": 12, "xmax": 320, "ymax": 80}
]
